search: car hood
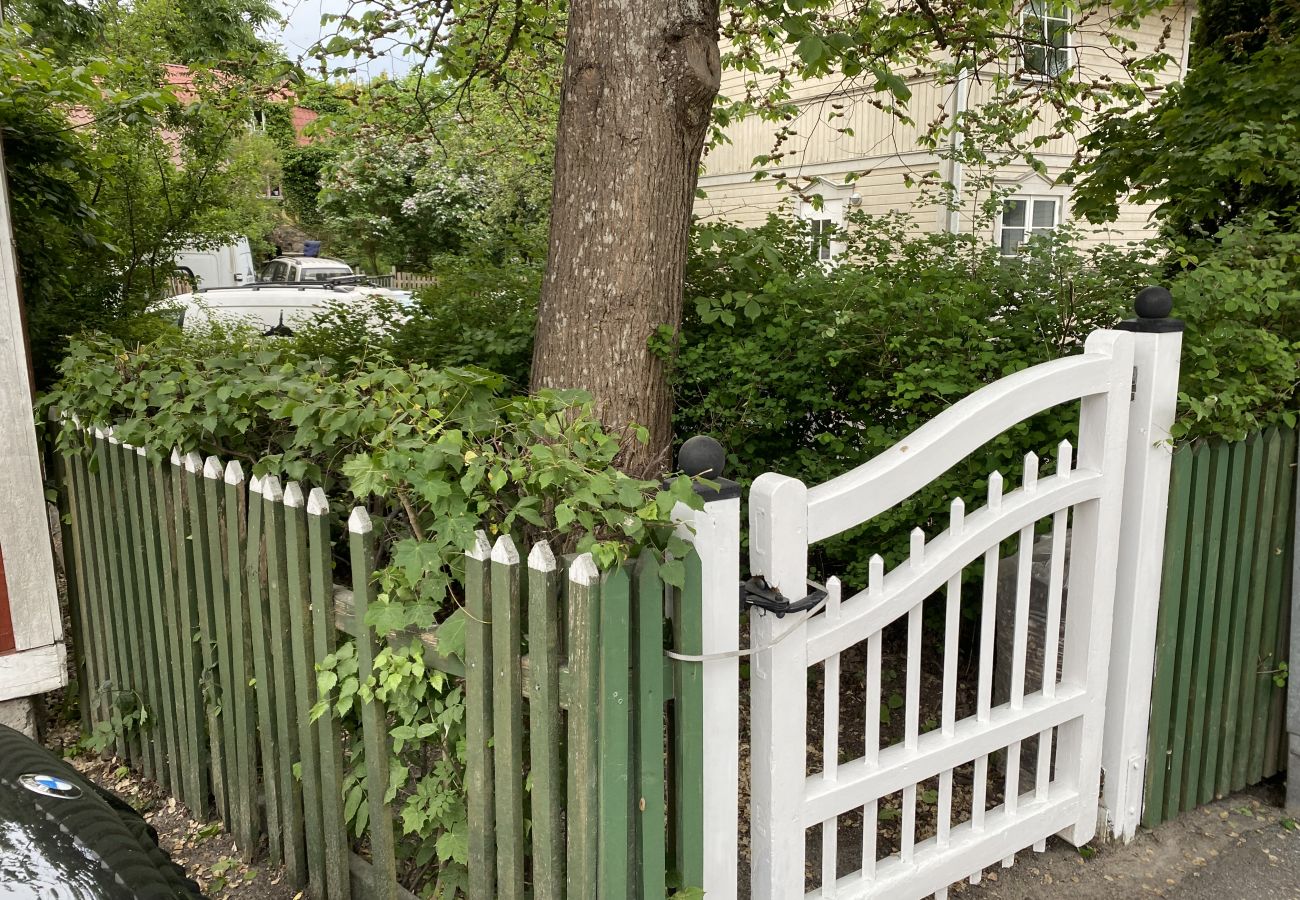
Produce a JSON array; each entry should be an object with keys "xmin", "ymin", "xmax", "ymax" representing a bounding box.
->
[
  {"xmin": 0, "ymin": 804, "xmax": 134, "ymax": 899},
  {"xmin": 0, "ymin": 725, "xmax": 201, "ymax": 899}
]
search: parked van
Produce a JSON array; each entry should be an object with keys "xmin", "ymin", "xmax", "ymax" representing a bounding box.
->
[
  {"xmin": 174, "ymin": 237, "xmax": 257, "ymax": 289},
  {"xmin": 168, "ymin": 282, "xmax": 411, "ymax": 334}
]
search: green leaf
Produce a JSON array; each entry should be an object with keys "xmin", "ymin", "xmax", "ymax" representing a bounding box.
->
[
  {"xmin": 436, "ymin": 610, "xmax": 467, "ymax": 660},
  {"xmin": 659, "ymin": 558, "xmax": 686, "ymax": 588}
]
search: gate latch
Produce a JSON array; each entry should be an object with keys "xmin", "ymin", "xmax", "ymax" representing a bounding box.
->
[{"xmin": 739, "ymin": 576, "xmax": 827, "ymax": 618}]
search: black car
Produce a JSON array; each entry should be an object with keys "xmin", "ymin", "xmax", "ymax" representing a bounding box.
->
[{"xmin": 0, "ymin": 724, "xmax": 205, "ymax": 899}]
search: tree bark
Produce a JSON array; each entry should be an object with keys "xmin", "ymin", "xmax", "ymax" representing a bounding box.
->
[{"xmin": 530, "ymin": 0, "xmax": 721, "ymax": 477}]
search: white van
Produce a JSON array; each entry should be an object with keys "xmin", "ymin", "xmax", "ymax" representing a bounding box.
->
[
  {"xmin": 174, "ymin": 237, "xmax": 257, "ymax": 289},
  {"xmin": 169, "ymin": 282, "xmax": 411, "ymax": 334}
]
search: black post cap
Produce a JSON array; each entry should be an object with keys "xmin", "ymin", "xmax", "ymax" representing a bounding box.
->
[
  {"xmin": 679, "ymin": 435, "xmax": 726, "ymax": 479},
  {"xmin": 1116, "ymin": 284, "xmax": 1184, "ymax": 334},
  {"xmin": 1135, "ymin": 285, "xmax": 1173, "ymax": 319},
  {"xmin": 675, "ymin": 435, "xmax": 741, "ymax": 501}
]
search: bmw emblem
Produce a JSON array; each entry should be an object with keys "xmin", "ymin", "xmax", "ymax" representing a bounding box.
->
[{"xmin": 18, "ymin": 773, "xmax": 83, "ymax": 799}]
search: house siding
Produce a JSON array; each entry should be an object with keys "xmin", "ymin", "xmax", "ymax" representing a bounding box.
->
[{"xmin": 698, "ymin": 1, "xmax": 1194, "ymax": 247}]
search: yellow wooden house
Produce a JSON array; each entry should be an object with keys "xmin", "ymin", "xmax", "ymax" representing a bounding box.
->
[{"xmin": 696, "ymin": 1, "xmax": 1198, "ymax": 257}]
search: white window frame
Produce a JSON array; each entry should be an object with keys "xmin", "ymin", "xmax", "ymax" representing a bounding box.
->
[
  {"xmin": 1018, "ymin": 1, "xmax": 1073, "ymax": 80},
  {"xmin": 996, "ymin": 194, "xmax": 1061, "ymax": 256},
  {"xmin": 1181, "ymin": 9, "xmax": 1198, "ymax": 78},
  {"xmin": 809, "ymin": 217, "xmax": 836, "ymax": 261},
  {"xmin": 799, "ymin": 194, "xmax": 845, "ymax": 263}
]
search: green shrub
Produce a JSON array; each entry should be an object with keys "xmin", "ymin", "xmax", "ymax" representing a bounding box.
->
[
  {"xmin": 670, "ymin": 212, "xmax": 1157, "ymax": 581},
  {"xmin": 391, "ymin": 254, "xmax": 540, "ymax": 386},
  {"xmin": 1168, "ymin": 211, "xmax": 1300, "ymax": 441}
]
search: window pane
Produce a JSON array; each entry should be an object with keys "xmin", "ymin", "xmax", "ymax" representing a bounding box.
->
[
  {"xmin": 1046, "ymin": 18, "xmax": 1069, "ymax": 48},
  {"xmin": 1049, "ymin": 47, "xmax": 1069, "ymax": 75},
  {"xmin": 1032, "ymin": 199, "xmax": 1057, "ymax": 228},
  {"xmin": 1003, "ymin": 199, "xmax": 1027, "ymax": 227},
  {"xmin": 1001, "ymin": 227, "xmax": 1026, "ymax": 255},
  {"xmin": 1024, "ymin": 45, "xmax": 1047, "ymax": 74}
]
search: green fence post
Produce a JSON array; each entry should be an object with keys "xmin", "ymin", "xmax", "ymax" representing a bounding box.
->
[
  {"xmin": 284, "ymin": 483, "xmax": 325, "ymax": 894},
  {"xmin": 307, "ymin": 488, "xmax": 351, "ymax": 900},
  {"xmin": 599, "ymin": 563, "xmax": 633, "ymax": 898},
  {"xmin": 464, "ymin": 532, "xmax": 495, "ymax": 900},
  {"xmin": 151, "ymin": 454, "xmax": 187, "ymax": 795},
  {"xmin": 246, "ymin": 475, "xmax": 283, "ymax": 865},
  {"xmin": 223, "ymin": 461, "xmax": 260, "ymax": 860},
  {"xmin": 566, "ymin": 554, "xmax": 601, "ymax": 900},
  {"xmin": 526, "ymin": 542, "xmax": 563, "ymax": 900},
  {"xmin": 92, "ymin": 432, "xmax": 132, "ymax": 761},
  {"xmin": 673, "ymin": 550, "xmax": 706, "ymax": 887},
  {"xmin": 170, "ymin": 449, "xmax": 209, "ymax": 814},
  {"xmin": 185, "ymin": 451, "xmax": 226, "ymax": 822},
  {"xmin": 634, "ymin": 552, "xmax": 667, "ymax": 900},
  {"xmin": 263, "ymin": 475, "xmax": 306, "ymax": 885},
  {"xmin": 349, "ymin": 508, "xmax": 398, "ymax": 900},
  {"xmin": 490, "ymin": 536, "xmax": 525, "ymax": 900}
]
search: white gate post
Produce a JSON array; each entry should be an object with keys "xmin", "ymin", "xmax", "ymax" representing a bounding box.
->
[
  {"xmin": 749, "ymin": 471, "xmax": 809, "ymax": 900},
  {"xmin": 1101, "ymin": 287, "xmax": 1184, "ymax": 841},
  {"xmin": 674, "ymin": 437, "xmax": 741, "ymax": 899}
]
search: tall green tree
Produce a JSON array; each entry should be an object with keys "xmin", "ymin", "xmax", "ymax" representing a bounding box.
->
[
  {"xmin": 2, "ymin": 0, "xmax": 288, "ymax": 383},
  {"xmin": 1069, "ymin": 0, "xmax": 1300, "ymax": 238}
]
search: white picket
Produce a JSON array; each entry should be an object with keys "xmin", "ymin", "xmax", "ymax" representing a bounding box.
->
[
  {"xmin": 822, "ymin": 577, "xmax": 842, "ymax": 896},
  {"xmin": 970, "ymin": 475, "xmax": 1001, "ymax": 884},
  {"xmin": 862, "ymin": 560, "xmax": 883, "ymax": 883},
  {"xmin": 938, "ymin": 499, "xmax": 963, "ymax": 855}
]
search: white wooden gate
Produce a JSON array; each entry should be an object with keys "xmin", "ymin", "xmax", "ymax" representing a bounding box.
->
[{"xmin": 747, "ymin": 327, "xmax": 1143, "ymax": 899}]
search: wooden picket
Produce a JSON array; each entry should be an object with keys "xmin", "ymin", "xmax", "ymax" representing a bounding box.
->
[
  {"xmin": 55, "ymin": 421, "xmax": 715, "ymax": 898},
  {"xmin": 1142, "ymin": 427, "xmax": 1296, "ymax": 827}
]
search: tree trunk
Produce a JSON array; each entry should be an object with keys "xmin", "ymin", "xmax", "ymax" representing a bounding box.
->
[{"xmin": 530, "ymin": 0, "xmax": 721, "ymax": 477}]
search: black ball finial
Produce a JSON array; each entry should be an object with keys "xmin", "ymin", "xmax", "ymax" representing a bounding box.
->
[
  {"xmin": 1135, "ymin": 285, "xmax": 1173, "ymax": 319},
  {"xmin": 679, "ymin": 435, "xmax": 726, "ymax": 479}
]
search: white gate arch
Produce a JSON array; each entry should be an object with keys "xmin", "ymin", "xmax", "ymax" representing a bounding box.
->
[{"xmin": 743, "ymin": 317, "xmax": 1178, "ymax": 899}]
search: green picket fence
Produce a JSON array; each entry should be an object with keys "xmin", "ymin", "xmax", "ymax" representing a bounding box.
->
[
  {"xmin": 1143, "ymin": 425, "xmax": 1296, "ymax": 827},
  {"xmin": 53, "ymin": 424, "xmax": 704, "ymax": 898}
]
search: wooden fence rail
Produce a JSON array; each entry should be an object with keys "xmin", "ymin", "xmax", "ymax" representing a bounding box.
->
[
  {"xmin": 1143, "ymin": 425, "xmax": 1296, "ymax": 827},
  {"xmin": 53, "ymin": 423, "xmax": 704, "ymax": 898}
]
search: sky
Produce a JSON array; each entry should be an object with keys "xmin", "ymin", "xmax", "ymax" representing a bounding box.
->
[{"xmin": 264, "ymin": 0, "xmax": 417, "ymax": 79}]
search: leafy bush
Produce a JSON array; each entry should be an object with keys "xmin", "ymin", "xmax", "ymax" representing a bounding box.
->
[
  {"xmin": 670, "ymin": 212, "xmax": 1156, "ymax": 581},
  {"xmin": 1168, "ymin": 211, "xmax": 1300, "ymax": 441},
  {"xmin": 44, "ymin": 329, "xmax": 699, "ymax": 891},
  {"xmin": 390, "ymin": 255, "xmax": 540, "ymax": 386}
]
